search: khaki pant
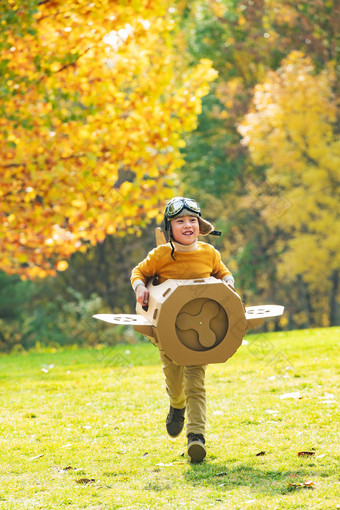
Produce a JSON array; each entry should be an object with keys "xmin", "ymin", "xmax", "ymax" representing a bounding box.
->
[{"xmin": 159, "ymin": 350, "xmax": 207, "ymax": 436}]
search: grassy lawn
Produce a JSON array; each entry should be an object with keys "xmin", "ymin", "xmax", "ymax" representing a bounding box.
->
[{"xmin": 0, "ymin": 327, "xmax": 339, "ymax": 509}]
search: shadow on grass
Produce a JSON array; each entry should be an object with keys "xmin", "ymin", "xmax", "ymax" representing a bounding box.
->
[{"xmin": 184, "ymin": 462, "xmax": 329, "ymax": 495}]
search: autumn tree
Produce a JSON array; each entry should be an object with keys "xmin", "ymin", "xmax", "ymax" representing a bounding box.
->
[
  {"xmin": 0, "ymin": 0, "xmax": 217, "ymax": 279},
  {"xmin": 238, "ymin": 52, "xmax": 340, "ymax": 326},
  {"xmin": 175, "ymin": 0, "xmax": 339, "ymax": 327}
]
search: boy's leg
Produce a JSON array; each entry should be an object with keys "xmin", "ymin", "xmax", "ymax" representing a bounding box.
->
[
  {"xmin": 184, "ymin": 364, "xmax": 207, "ymax": 463},
  {"xmin": 159, "ymin": 351, "xmax": 185, "ymax": 409},
  {"xmin": 183, "ymin": 364, "xmax": 207, "ymax": 436},
  {"xmin": 159, "ymin": 350, "xmax": 186, "ymax": 437}
]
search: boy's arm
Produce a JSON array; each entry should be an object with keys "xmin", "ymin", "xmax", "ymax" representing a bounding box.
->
[
  {"xmin": 135, "ymin": 284, "xmax": 150, "ymax": 305},
  {"xmin": 131, "ymin": 247, "xmax": 161, "ymax": 304},
  {"xmin": 211, "ymin": 247, "xmax": 235, "ymax": 287},
  {"xmin": 131, "ymin": 247, "xmax": 158, "ymax": 288},
  {"xmin": 132, "ymin": 279, "xmax": 150, "ymax": 305},
  {"xmin": 131, "ymin": 272, "xmax": 150, "ymax": 306}
]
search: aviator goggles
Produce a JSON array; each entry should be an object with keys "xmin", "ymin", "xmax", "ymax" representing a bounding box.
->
[{"xmin": 164, "ymin": 197, "xmax": 201, "ymax": 219}]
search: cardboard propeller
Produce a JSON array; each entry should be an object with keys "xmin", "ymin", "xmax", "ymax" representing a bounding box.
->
[{"xmin": 93, "ymin": 277, "xmax": 284, "ymax": 366}]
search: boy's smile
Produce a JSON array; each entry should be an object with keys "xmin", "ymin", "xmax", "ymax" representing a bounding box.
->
[{"xmin": 170, "ymin": 215, "xmax": 199, "ymax": 245}]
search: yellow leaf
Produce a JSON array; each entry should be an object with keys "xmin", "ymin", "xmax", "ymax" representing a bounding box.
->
[{"xmin": 56, "ymin": 260, "xmax": 69, "ymax": 272}]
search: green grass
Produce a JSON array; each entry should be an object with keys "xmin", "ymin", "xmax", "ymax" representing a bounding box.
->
[{"xmin": 0, "ymin": 327, "xmax": 339, "ymax": 509}]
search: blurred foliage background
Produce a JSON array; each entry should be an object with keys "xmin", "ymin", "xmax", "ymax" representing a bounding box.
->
[{"xmin": 1, "ymin": 0, "xmax": 339, "ymax": 351}]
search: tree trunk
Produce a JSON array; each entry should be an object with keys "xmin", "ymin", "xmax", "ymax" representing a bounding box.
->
[
  {"xmin": 329, "ymin": 270, "xmax": 340, "ymax": 326},
  {"xmin": 297, "ymin": 274, "xmax": 313, "ymax": 328}
]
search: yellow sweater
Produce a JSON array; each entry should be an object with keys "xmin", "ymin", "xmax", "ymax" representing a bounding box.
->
[{"xmin": 131, "ymin": 241, "xmax": 232, "ymax": 289}]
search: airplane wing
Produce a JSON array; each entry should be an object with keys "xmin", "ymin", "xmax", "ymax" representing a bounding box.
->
[
  {"xmin": 94, "ymin": 305, "xmax": 284, "ymax": 326},
  {"xmin": 245, "ymin": 305, "xmax": 284, "ymax": 320},
  {"xmin": 93, "ymin": 314, "xmax": 152, "ymax": 326}
]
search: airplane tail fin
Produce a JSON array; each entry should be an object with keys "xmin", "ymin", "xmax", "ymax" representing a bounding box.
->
[{"xmin": 155, "ymin": 227, "xmax": 166, "ymax": 246}]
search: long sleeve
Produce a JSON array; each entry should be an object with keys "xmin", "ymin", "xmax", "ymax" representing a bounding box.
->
[
  {"xmin": 130, "ymin": 247, "xmax": 162, "ymax": 290},
  {"xmin": 130, "ymin": 242, "xmax": 234, "ymax": 291},
  {"xmin": 211, "ymin": 248, "xmax": 233, "ymax": 281}
]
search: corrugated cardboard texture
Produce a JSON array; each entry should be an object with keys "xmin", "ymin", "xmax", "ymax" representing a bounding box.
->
[{"xmin": 135, "ymin": 277, "xmax": 247, "ymax": 365}]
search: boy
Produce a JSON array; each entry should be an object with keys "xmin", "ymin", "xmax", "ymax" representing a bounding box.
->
[{"xmin": 131, "ymin": 197, "xmax": 235, "ymax": 463}]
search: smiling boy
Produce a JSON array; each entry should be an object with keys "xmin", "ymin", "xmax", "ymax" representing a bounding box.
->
[{"xmin": 131, "ymin": 197, "xmax": 234, "ymax": 462}]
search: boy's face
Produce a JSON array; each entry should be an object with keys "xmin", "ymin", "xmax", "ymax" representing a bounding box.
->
[{"xmin": 170, "ymin": 215, "xmax": 199, "ymax": 245}]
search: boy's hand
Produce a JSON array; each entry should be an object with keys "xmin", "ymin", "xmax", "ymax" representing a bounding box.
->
[
  {"xmin": 136, "ymin": 285, "xmax": 149, "ymax": 306},
  {"xmin": 224, "ymin": 279, "xmax": 239, "ymax": 295},
  {"xmin": 223, "ymin": 279, "xmax": 242, "ymax": 299},
  {"xmin": 224, "ymin": 280, "xmax": 235, "ymax": 289}
]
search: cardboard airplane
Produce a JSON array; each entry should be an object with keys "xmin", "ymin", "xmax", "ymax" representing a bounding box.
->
[{"xmin": 94, "ymin": 228, "xmax": 284, "ymax": 365}]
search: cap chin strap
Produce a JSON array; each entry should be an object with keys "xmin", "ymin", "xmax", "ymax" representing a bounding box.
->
[{"xmin": 168, "ymin": 225, "xmax": 176, "ymax": 260}]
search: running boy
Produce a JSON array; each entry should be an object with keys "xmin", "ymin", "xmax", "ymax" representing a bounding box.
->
[{"xmin": 130, "ymin": 197, "xmax": 235, "ymax": 463}]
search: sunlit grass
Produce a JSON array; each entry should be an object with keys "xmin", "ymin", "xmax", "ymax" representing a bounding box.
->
[{"xmin": 0, "ymin": 327, "xmax": 339, "ymax": 509}]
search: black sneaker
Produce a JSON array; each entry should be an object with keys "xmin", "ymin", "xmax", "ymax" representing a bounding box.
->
[
  {"xmin": 166, "ymin": 406, "xmax": 186, "ymax": 437},
  {"xmin": 187, "ymin": 433, "xmax": 206, "ymax": 463}
]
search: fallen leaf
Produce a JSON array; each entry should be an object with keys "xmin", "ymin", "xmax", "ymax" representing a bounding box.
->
[
  {"xmin": 321, "ymin": 393, "xmax": 335, "ymax": 399},
  {"xmin": 63, "ymin": 466, "xmax": 75, "ymax": 471},
  {"xmin": 256, "ymin": 451, "xmax": 266, "ymax": 456},
  {"xmin": 28, "ymin": 454, "xmax": 44, "ymax": 461},
  {"xmin": 288, "ymin": 480, "xmax": 315, "ymax": 490},
  {"xmin": 303, "ymin": 480, "xmax": 315, "ymax": 488},
  {"xmin": 76, "ymin": 478, "xmax": 95, "ymax": 484},
  {"xmin": 280, "ymin": 391, "xmax": 302, "ymax": 400},
  {"xmin": 298, "ymin": 451, "xmax": 315, "ymax": 457}
]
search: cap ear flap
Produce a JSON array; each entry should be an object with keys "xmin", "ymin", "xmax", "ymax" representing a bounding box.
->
[{"xmin": 198, "ymin": 217, "xmax": 214, "ymax": 236}]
